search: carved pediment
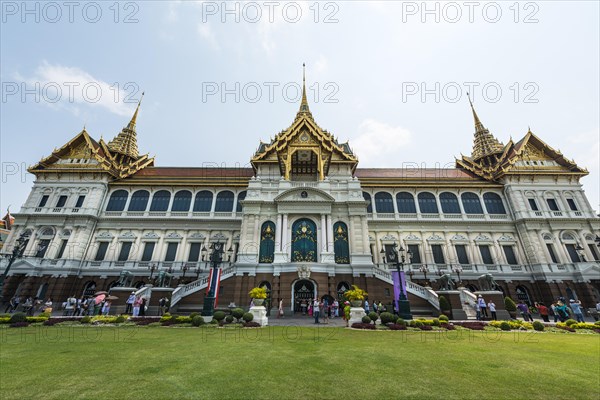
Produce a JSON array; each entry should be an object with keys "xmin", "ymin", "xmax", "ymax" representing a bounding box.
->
[{"xmin": 274, "ymin": 187, "xmax": 335, "ymax": 203}]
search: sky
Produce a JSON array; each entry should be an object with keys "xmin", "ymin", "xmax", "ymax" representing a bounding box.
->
[{"xmin": 1, "ymin": 1, "xmax": 599, "ymax": 214}]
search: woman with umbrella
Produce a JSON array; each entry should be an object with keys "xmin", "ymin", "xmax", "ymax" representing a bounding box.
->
[
  {"xmin": 102, "ymin": 295, "xmax": 118, "ymax": 316},
  {"xmin": 93, "ymin": 291, "xmax": 107, "ymax": 316}
]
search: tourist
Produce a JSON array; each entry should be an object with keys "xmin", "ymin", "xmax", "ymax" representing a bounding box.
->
[
  {"xmin": 313, "ymin": 298, "xmax": 320, "ymax": 324},
  {"xmin": 478, "ymin": 295, "xmax": 488, "ymax": 318},
  {"xmin": 554, "ymin": 301, "xmax": 570, "ymax": 322},
  {"xmin": 277, "ymin": 298, "xmax": 284, "ymax": 319},
  {"xmin": 372, "ymin": 301, "xmax": 378, "ymax": 314},
  {"xmin": 125, "ymin": 291, "xmax": 136, "ymax": 314},
  {"xmin": 333, "ymin": 299, "xmax": 339, "ymax": 317},
  {"xmin": 343, "ymin": 301, "xmax": 351, "ymax": 327},
  {"xmin": 569, "ymin": 299, "xmax": 585, "ymax": 322},
  {"xmin": 5, "ymin": 295, "xmax": 19, "ymax": 313},
  {"xmin": 322, "ymin": 298, "xmax": 329, "ymax": 324},
  {"xmin": 64, "ymin": 294, "xmax": 77, "ymax": 316},
  {"xmin": 74, "ymin": 296, "xmax": 83, "ymax": 316},
  {"xmin": 85, "ymin": 296, "xmax": 95, "ymax": 316},
  {"xmin": 102, "ymin": 299, "xmax": 112, "ymax": 315},
  {"xmin": 140, "ymin": 296, "xmax": 147, "ymax": 316},
  {"xmin": 308, "ymin": 300, "xmax": 313, "ymax": 317},
  {"xmin": 364, "ymin": 299, "xmax": 370, "ymax": 314},
  {"xmin": 487, "ymin": 300, "xmax": 497, "ymax": 320},
  {"xmin": 535, "ymin": 302, "xmax": 550, "ymax": 322},
  {"xmin": 475, "ymin": 302, "xmax": 482, "ymax": 321},
  {"xmin": 517, "ymin": 300, "xmax": 532, "ymax": 322},
  {"xmin": 378, "ymin": 301, "xmax": 384, "ymax": 314},
  {"xmin": 550, "ymin": 302, "xmax": 560, "ymax": 322},
  {"xmin": 22, "ymin": 297, "xmax": 33, "ymax": 316},
  {"xmin": 132, "ymin": 295, "xmax": 142, "ymax": 317},
  {"xmin": 300, "ymin": 300, "xmax": 307, "ymax": 315}
]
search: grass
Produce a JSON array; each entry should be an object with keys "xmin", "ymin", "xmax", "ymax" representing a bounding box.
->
[{"xmin": 0, "ymin": 325, "xmax": 599, "ymax": 400}]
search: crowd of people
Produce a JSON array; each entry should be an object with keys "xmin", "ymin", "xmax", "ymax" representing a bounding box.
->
[{"xmin": 517, "ymin": 298, "xmax": 591, "ymax": 323}]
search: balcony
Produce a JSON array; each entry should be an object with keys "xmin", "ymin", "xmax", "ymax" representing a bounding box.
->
[{"xmin": 101, "ymin": 211, "xmax": 242, "ymax": 220}]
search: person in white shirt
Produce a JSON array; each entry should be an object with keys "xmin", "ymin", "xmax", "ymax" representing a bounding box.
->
[{"xmin": 487, "ymin": 300, "xmax": 497, "ymax": 320}]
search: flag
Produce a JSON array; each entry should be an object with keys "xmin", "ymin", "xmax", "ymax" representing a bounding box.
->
[{"xmin": 206, "ymin": 268, "xmax": 223, "ymax": 308}]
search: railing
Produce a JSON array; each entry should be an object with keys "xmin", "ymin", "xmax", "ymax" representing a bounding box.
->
[
  {"xmin": 101, "ymin": 210, "xmax": 241, "ymax": 219},
  {"xmin": 170, "ymin": 265, "xmax": 236, "ymax": 307},
  {"xmin": 291, "ymin": 182, "xmax": 319, "ymax": 188},
  {"xmin": 459, "ymin": 288, "xmax": 478, "ymax": 319},
  {"xmin": 372, "ymin": 267, "xmax": 439, "ymax": 310}
]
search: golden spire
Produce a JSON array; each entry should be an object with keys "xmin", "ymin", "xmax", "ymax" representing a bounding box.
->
[
  {"xmin": 296, "ymin": 63, "xmax": 312, "ymax": 119},
  {"xmin": 467, "ymin": 93, "xmax": 504, "ymax": 161},
  {"xmin": 108, "ymin": 92, "xmax": 144, "ymax": 160}
]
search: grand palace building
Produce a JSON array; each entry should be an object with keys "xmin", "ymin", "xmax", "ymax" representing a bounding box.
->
[{"xmin": 2, "ymin": 73, "xmax": 599, "ymax": 316}]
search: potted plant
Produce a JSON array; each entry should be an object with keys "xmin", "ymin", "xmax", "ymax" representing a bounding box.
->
[
  {"xmin": 249, "ymin": 286, "xmax": 267, "ymax": 306},
  {"xmin": 343, "ymin": 285, "xmax": 368, "ymax": 307}
]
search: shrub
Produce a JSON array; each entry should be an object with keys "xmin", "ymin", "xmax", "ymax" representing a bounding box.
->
[
  {"xmin": 175, "ymin": 316, "xmax": 192, "ymax": 324},
  {"xmin": 594, "ymin": 321, "xmax": 600, "ymax": 326},
  {"xmin": 115, "ymin": 315, "xmax": 126, "ymax": 324},
  {"xmin": 439, "ymin": 295, "xmax": 451, "ymax": 312},
  {"xmin": 344, "ymin": 285, "xmax": 368, "ymax": 301},
  {"xmin": 504, "ymin": 297, "xmax": 517, "ymax": 312},
  {"xmin": 159, "ymin": 314, "xmax": 173, "ymax": 323},
  {"xmin": 432, "ymin": 318, "xmax": 440, "ymax": 327},
  {"xmin": 232, "ymin": 308, "xmax": 245, "ymax": 321},
  {"xmin": 419, "ymin": 325, "xmax": 433, "ymax": 331},
  {"xmin": 209, "ymin": 319, "xmax": 218, "ymax": 324},
  {"xmin": 557, "ymin": 325, "xmax": 575, "ymax": 332},
  {"xmin": 189, "ymin": 312, "xmax": 199, "ymax": 319},
  {"xmin": 225, "ymin": 315, "xmax": 234, "ymax": 323},
  {"xmin": 351, "ymin": 322, "xmax": 376, "ymax": 330},
  {"xmin": 10, "ymin": 321, "xmax": 29, "ymax": 328},
  {"xmin": 81, "ymin": 316, "xmax": 92, "ymax": 324},
  {"xmin": 362, "ymin": 316, "xmax": 371, "ymax": 324},
  {"xmin": 441, "ymin": 323, "xmax": 455, "ymax": 330},
  {"xmin": 565, "ymin": 319, "xmax": 577, "ymax": 327},
  {"xmin": 380, "ymin": 312, "xmax": 395, "ymax": 325},
  {"xmin": 213, "ymin": 311, "xmax": 226, "ymax": 322},
  {"xmin": 396, "ymin": 317, "xmax": 406, "ymax": 326},
  {"xmin": 43, "ymin": 320, "xmax": 58, "ymax": 326},
  {"xmin": 414, "ymin": 321, "xmax": 424, "ymax": 328},
  {"xmin": 242, "ymin": 312, "xmax": 254, "ymax": 322},
  {"xmin": 438, "ymin": 314, "xmax": 449, "ymax": 323},
  {"xmin": 500, "ymin": 321, "xmax": 511, "ymax": 331},
  {"xmin": 9, "ymin": 312, "xmax": 27, "ymax": 324},
  {"xmin": 26, "ymin": 316, "xmax": 48, "ymax": 323},
  {"xmin": 368, "ymin": 312, "xmax": 378, "ymax": 323},
  {"xmin": 39, "ymin": 312, "xmax": 51, "ymax": 319},
  {"xmin": 243, "ymin": 321, "xmax": 261, "ymax": 328},
  {"xmin": 532, "ymin": 321, "xmax": 544, "ymax": 331},
  {"xmin": 192, "ymin": 316, "xmax": 205, "ymax": 327},
  {"xmin": 0, "ymin": 317, "xmax": 10, "ymax": 324}
]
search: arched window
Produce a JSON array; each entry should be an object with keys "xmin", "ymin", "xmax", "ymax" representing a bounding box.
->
[
  {"xmin": 515, "ymin": 285, "xmax": 532, "ymax": 306},
  {"xmin": 363, "ymin": 192, "xmax": 372, "ymax": 213},
  {"xmin": 483, "ymin": 193, "xmax": 506, "ymax": 214},
  {"xmin": 236, "ymin": 191, "xmax": 247, "ymax": 213},
  {"xmin": 150, "ymin": 190, "xmax": 171, "ymax": 212},
  {"xmin": 258, "ymin": 221, "xmax": 276, "ymax": 263},
  {"xmin": 106, "ymin": 190, "xmax": 128, "ymax": 211},
  {"xmin": 396, "ymin": 192, "xmax": 416, "ymax": 213},
  {"xmin": 215, "ymin": 191, "xmax": 234, "ymax": 212},
  {"xmin": 193, "ymin": 191, "xmax": 213, "ymax": 212},
  {"xmin": 171, "ymin": 190, "xmax": 192, "ymax": 212},
  {"xmin": 82, "ymin": 281, "xmax": 96, "ymax": 297},
  {"xmin": 128, "ymin": 190, "xmax": 149, "ymax": 211},
  {"xmin": 440, "ymin": 192, "xmax": 461, "ymax": 214},
  {"xmin": 333, "ymin": 222, "xmax": 350, "ymax": 264},
  {"xmin": 337, "ymin": 282, "xmax": 350, "ymax": 300},
  {"xmin": 461, "ymin": 192, "xmax": 483, "ymax": 214},
  {"xmin": 418, "ymin": 192, "xmax": 438, "ymax": 213},
  {"xmin": 374, "ymin": 192, "xmax": 394, "ymax": 213}
]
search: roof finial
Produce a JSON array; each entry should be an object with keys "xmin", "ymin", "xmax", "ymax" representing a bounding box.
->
[
  {"xmin": 129, "ymin": 91, "xmax": 145, "ymax": 128},
  {"xmin": 298, "ymin": 63, "xmax": 310, "ymax": 114},
  {"xmin": 467, "ymin": 92, "xmax": 484, "ymax": 132}
]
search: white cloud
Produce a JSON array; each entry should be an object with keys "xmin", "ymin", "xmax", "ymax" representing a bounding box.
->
[
  {"xmin": 349, "ymin": 119, "xmax": 412, "ymax": 166},
  {"xmin": 14, "ymin": 61, "xmax": 134, "ymax": 117},
  {"xmin": 314, "ymin": 55, "xmax": 329, "ymax": 73},
  {"xmin": 197, "ymin": 22, "xmax": 220, "ymax": 49}
]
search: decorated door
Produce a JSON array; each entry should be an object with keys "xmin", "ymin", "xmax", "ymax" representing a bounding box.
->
[
  {"xmin": 333, "ymin": 221, "xmax": 350, "ymax": 264},
  {"xmin": 291, "ymin": 218, "xmax": 317, "ymax": 262}
]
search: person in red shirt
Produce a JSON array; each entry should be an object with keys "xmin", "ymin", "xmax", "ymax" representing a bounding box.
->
[{"xmin": 535, "ymin": 302, "xmax": 550, "ymax": 322}]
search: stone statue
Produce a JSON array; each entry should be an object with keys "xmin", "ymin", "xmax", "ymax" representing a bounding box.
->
[
  {"xmin": 477, "ymin": 273, "xmax": 498, "ymax": 291},
  {"xmin": 438, "ymin": 273, "xmax": 455, "ymax": 291},
  {"xmin": 116, "ymin": 270, "xmax": 133, "ymax": 287}
]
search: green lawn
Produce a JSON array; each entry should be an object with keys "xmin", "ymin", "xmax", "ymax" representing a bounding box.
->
[{"xmin": 1, "ymin": 325, "xmax": 599, "ymax": 400}]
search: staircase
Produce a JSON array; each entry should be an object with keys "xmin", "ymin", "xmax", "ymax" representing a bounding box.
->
[
  {"xmin": 459, "ymin": 288, "xmax": 478, "ymax": 320},
  {"xmin": 170, "ymin": 266, "xmax": 235, "ymax": 308},
  {"xmin": 372, "ymin": 267, "xmax": 440, "ymax": 312}
]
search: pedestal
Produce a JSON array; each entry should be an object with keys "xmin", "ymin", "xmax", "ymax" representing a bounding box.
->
[
  {"xmin": 249, "ymin": 306, "xmax": 268, "ymax": 326},
  {"xmin": 348, "ymin": 307, "xmax": 366, "ymax": 326},
  {"xmin": 436, "ymin": 290, "xmax": 465, "ymax": 320},
  {"xmin": 474, "ymin": 291, "xmax": 510, "ymax": 320}
]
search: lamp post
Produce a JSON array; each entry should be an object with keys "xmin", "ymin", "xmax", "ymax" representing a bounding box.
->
[
  {"xmin": 181, "ymin": 264, "xmax": 189, "ymax": 282},
  {"xmin": 419, "ymin": 265, "xmax": 429, "ymax": 285},
  {"xmin": 575, "ymin": 244, "xmax": 586, "ymax": 262},
  {"xmin": 148, "ymin": 263, "xmax": 157, "ymax": 280},
  {"xmin": 194, "ymin": 266, "xmax": 202, "ymax": 280},
  {"xmin": 407, "ymin": 269, "xmax": 414, "ymax": 282},
  {"xmin": 595, "ymin": 235, "xmax": 600, "ymax": 248},
  {"xmin": 452, "ymin": 265, "xmax": 463, "ymax": 285},
  {"xmin": 383, "ymin": 242, "xmax": 413, "ymax": 320},
  {"xmin": 201, "ymin": 242, "xmax": 231, "ymax": 316},
  {"xmin": 0, "ymin": 233, "xmax": 28, "ymax": 295}
]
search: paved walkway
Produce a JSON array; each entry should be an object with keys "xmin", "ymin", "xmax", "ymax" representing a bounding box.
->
[{"xmin": 267, "ymin": 315, "xmax": 348, "ymax": 327}]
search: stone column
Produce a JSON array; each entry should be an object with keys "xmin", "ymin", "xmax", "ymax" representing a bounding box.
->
[
  {"xmin": 281, "ymin": 214, "xmax": 289, "ymax": 256},
  {"xmin": 327, "ymin": 214, "xmax": 334, "ymax": 253},
  {"xmin": 275, "ymin": 214, "xmax": 282, "ymax": 252},
  {"xmin": 321, "ymin": 214, "xmax": 327, "ymax": 253},
  {"xmin": 253, "ymin": 215, "xmax": 260, "ymax": 248}
]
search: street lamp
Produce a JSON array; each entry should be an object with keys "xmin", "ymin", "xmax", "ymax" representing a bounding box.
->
[
  {"xmin": 148, "ymin": 263, "xmax": 158, "ymax": 280},
  {"xmin": 382, "ymin": 242, "xmax": 413, "ymax": 320},
  {"xmin": 407, "ymin": 269, "xmax": 414, "ymax": 282},
  {"xmin": 181, "ymin": 264, "xmax": 189, "ymax": 282},
  {"xmin": 419, "ymin": 265, "xmax": 429, "ymax": 284},
  {"xmin": 0, "ymin": 233, "xmax": 29, "ymax": 295},
  {"xmin": 452, "ymin": 265, "xmax": 463, "ymax": 285},
  {"xmin": 201, "ymin": 242, "xmax": 232, "ymax": 316},
  {"xmin": 575, "ymin": 244, "xmax": 586, "ymax": 262}
]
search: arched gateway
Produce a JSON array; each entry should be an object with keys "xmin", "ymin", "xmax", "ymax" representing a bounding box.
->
[{"xmin": 292, "ymin": 279, "xmax": 316, "ymax": 312}]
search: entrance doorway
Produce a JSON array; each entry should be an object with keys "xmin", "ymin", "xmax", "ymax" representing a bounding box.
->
[{"xmin": 293, "ymin": 279, "xmax": 316, "ymax": 313}]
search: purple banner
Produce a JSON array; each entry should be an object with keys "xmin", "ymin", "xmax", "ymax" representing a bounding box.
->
[{"xmin": 391, "ymin": 271, "xmax": 407, "ymax": 312}]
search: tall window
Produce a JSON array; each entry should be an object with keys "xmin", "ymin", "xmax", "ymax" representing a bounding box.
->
[
  {"xmin": 502, "ymin": 246, "xmax": 518, "ymax": 265},
  {"xmin": 407, "ymin": 244, "xmax": 421, "ymax": 264},
  {"xmin": 483, "ymin": 193, "xmax": 506, "ymax": 214},
  {"xmin": 479, "ymin": 245, "xmax": 494, "ymax": 264},
  {"xmin": 150, "ymin": 190, "xmax": 171, "ymax": 212},
  {"xmin": 455, "ymin": 245, "xmax": 469, "ymax": 265},
  {"xmin": 193, "ymin": 191, "xmax": 213, "ymax": 212},
  {"xmin": 165, "ymin": 243, "xmax": 179, "ymax": 261},
  {"xmin": 36, "ymin": 239, "xmax": 50, "ymax": 258},
  {"xmin": 374, "ymin": 192, "xmax": 394, "ymax": 213},
  {"xmin": 75, "ymin": 195, "xmax": 85, "ymax": 208},
  {"xmin": 128, "ymin": 190, "xmax": 149, "ymax": 211},
  {"xmin": 546, "ymin": 244, "xmax": 559, "ymax": 263},
  {"xmin": 528, "ymin": 199, "xmax": 539, "ymax": 211},
  {"xmin": 431, "ymin": 244, "xmax": 445, "ymax": 264},
  {"xmin": 171, "ymin": 190, "xmax": 192, "ymax": 212},
  {"xmin": 215, "ymin": 191, "xmax": 234, "ymax": 212},
  {"xmin": 418, "ymin": 192, "xmax": 438, "ymax": 213},
  {"xmin": 118, "ymin": 242, "xmax": 132, "ymax": 261},
  {"xmin": 236, "ymin": 191, "xmax": 247, "ymax": 213},
  {"xmin": 56, "ymin": 195, "xmax": 68, "ymax": 208},
  {"xmin": 440, "ymin": 192, "xmax": 460, "ymax": 214},
  {"xmin": 546, "ymin": 198, "xmax": 559, "ymax": 211},
  {"xmin": 363, "ymin": 192, "xmax": 372, "ymax": 213},
  {"xmin": 95, "ymin": 242, "xmax": 109, "ymax": 261},
  {"xmin": 564, "ymin": 244, "xmax": 581, "ymax": 263},
  {"xmin": 141, "ymin": 242, "xmax": 155, "ymax": 262},
  {"xmin": 566, "ymin": 199, "xmax": 578, "ymax": 211},
  {"xmin": 258, "ymin": 221, "xmax": 276, "ymax": 263},
  {"xmin": 188, "ymin": 243, "xmax": 202, "ymax": 262},
  {"xmin": 461, "ymin": 192, "xmax": 483, "ymax": 214},
  {"xmin": 38, "ymin": 195, "xmax": 49, "ymax": 207},
  {"xmin": 107, "ymin": 190, "xmax": 128, "ymax": 211},
  {"xmin": 587, "ymin": 244, "xmax": 600, "ymax": 261},
  {"xmin": 56, "ymin": 239, "xmax": 68, "ymax": 259},
  {"xmin": 333, "ymin": 222, "xmax": 350, "ymax": 264},
  {"xmin": 396, "ymin": 192, "xmax": 416, "ymax": 213}
]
